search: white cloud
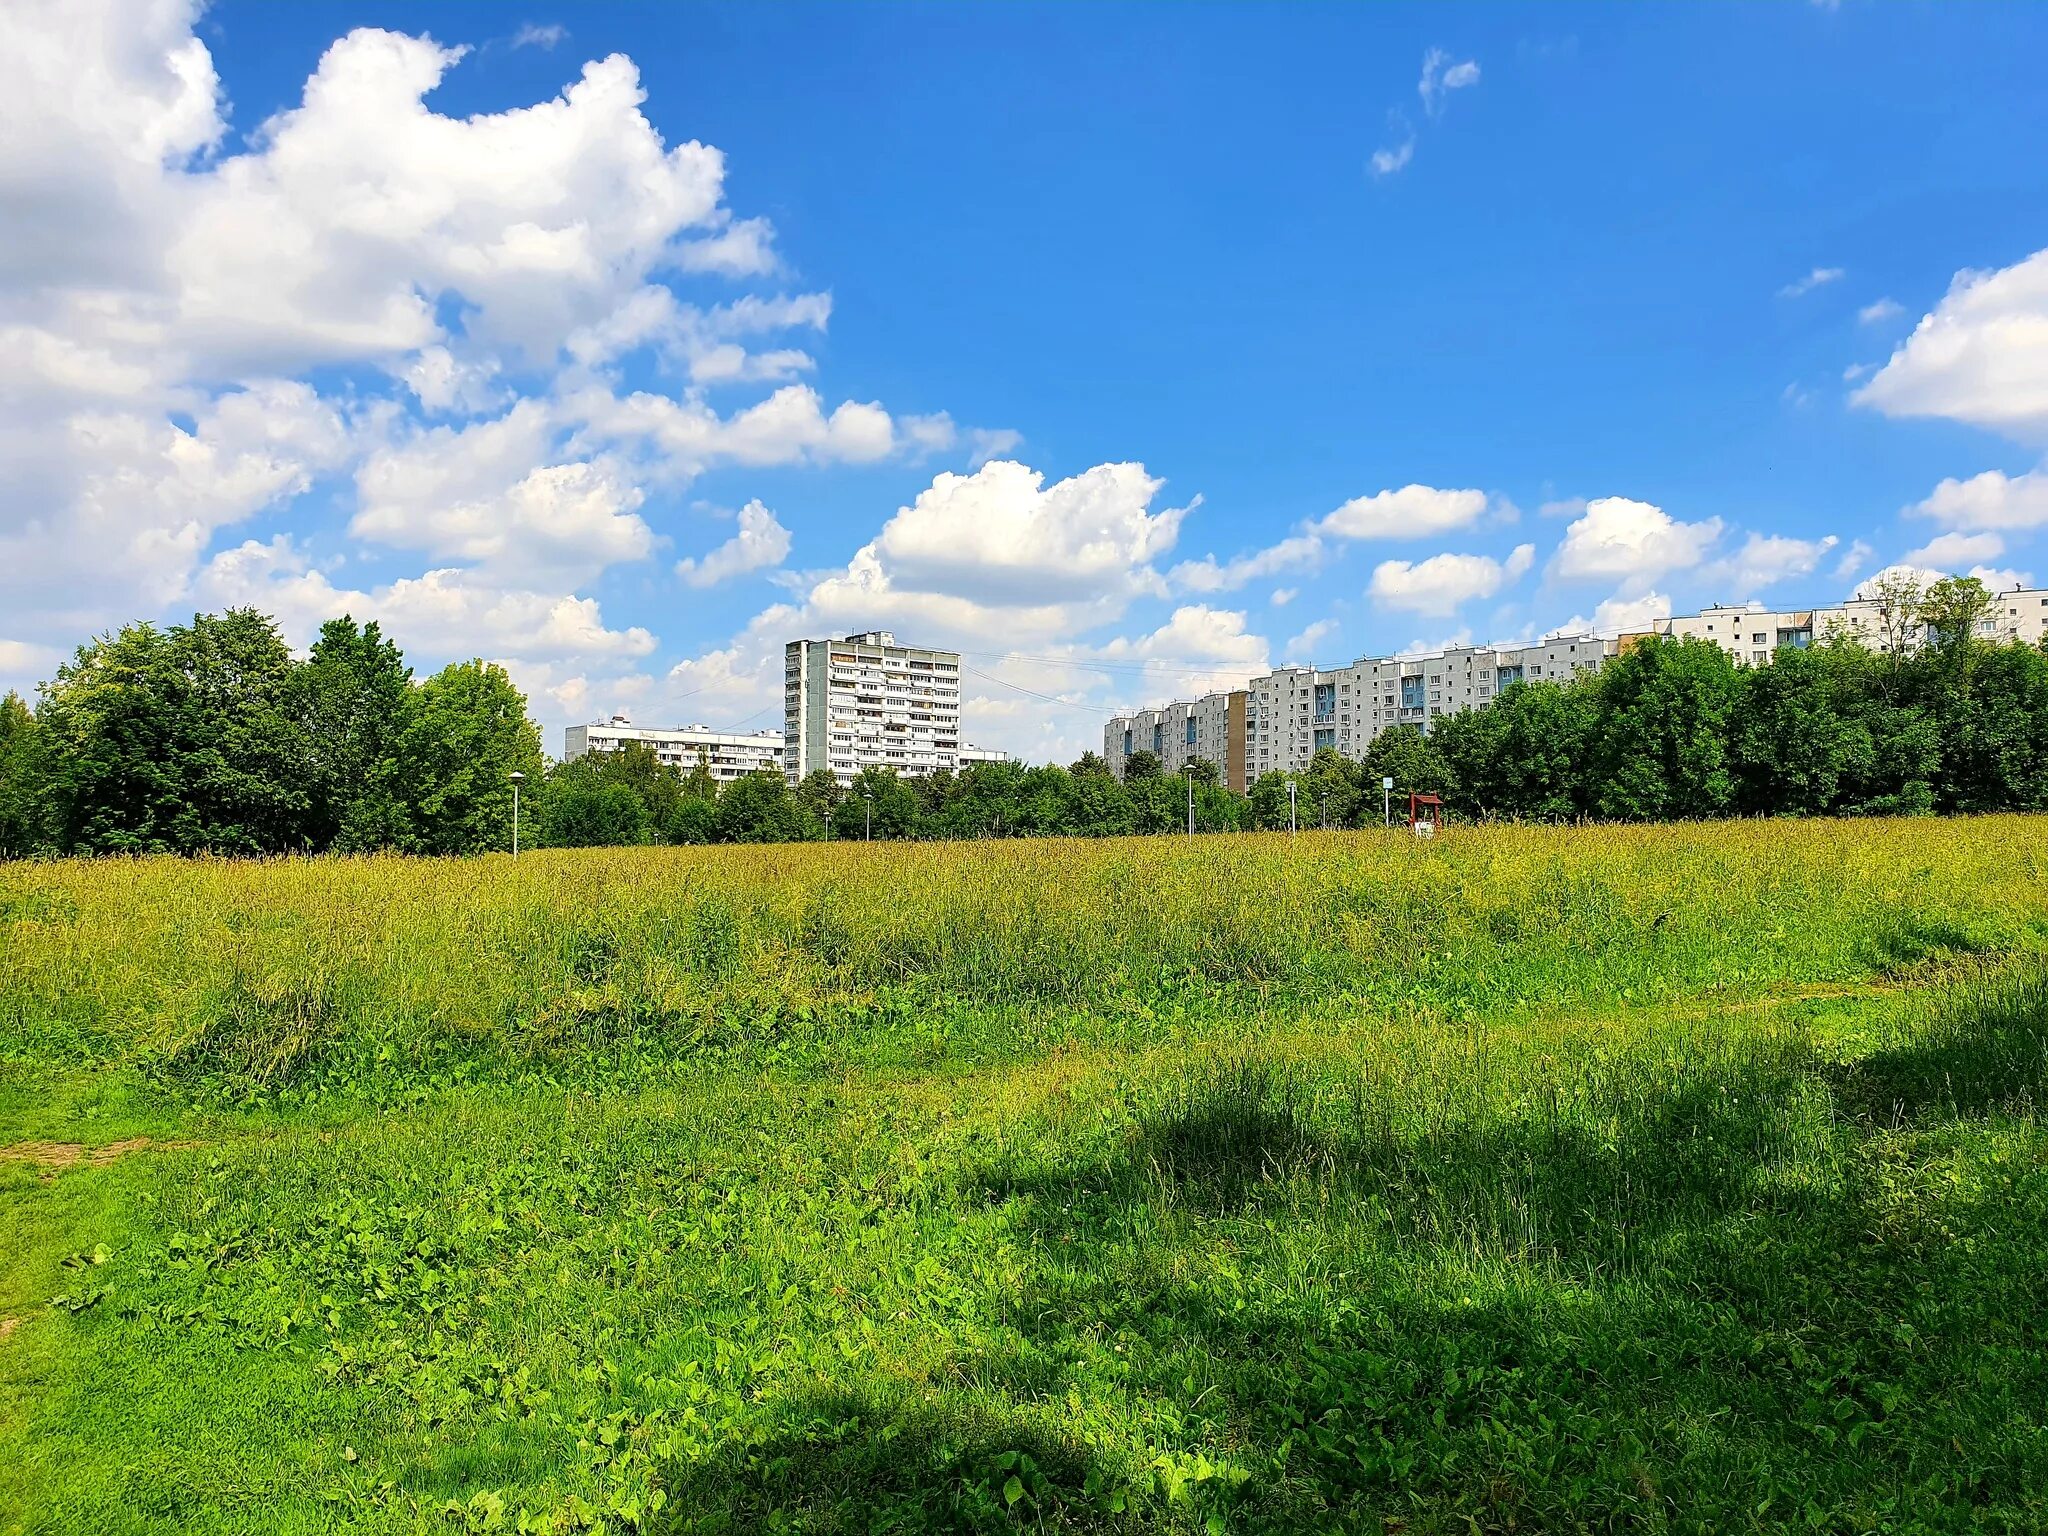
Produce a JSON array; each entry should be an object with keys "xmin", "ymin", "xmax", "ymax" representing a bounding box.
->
[
  {"xmin": 572, "ymin": 383, "xmax": 902, "ymax": 477},
  {"xmin": 1270, "ymin": 587, "xmax": 1297, "ymax": 607},
  {"xmin": 674, "ymin": 215, "xmax": 781, "ymax": 278},
  {"xmin": 1779, "ymin": 266, "xmax": 1845, "ymax": 299},
  {"xmin": 196, "ymin": 536, "xmax": 655, "ymax": 663},
  {"xmin": 1702, "ymin": 532, "xmax": 1840, "ymax": 596},
  {"xmin": 1859, "ymin": 297, "xmax": 1904, "ymax": 325},
  {"xmin": 1418, "ymin": 48, "xmax": 1480, "ymax": 114},
  {"xmin": 1851, "ymin": 563, "xmax": 1947, "ymax": 600},
  {"xmin": 1368, "ymin": 543, "xmax": 1534, "ymax": 617},
  {"xmin": 1855, "ymin": 247, "xmax": 2048, "ymax": 444},
  {"xmin": 1903, "ymin": 530, "xmax": 2005, "ymax": 569},
  {"xmin": 1546, "ymin": 589, "xmax": 1672, "ymax": 639},
  {"xmin": 1905, "ymin": 466, "xmax": 2048, "ymax": 531},
  {"xmin": 1370, "ymin": 138, "xmax": 1415, "ymax": 178},
  {"xmin": 1285, "ymin": 618, "xmax": 1338, "ymax": 660},
  {"xmin": 966, "ymin": 427, "xmax": 1025, "ymax": 468},
  {"xmin": 1834, "ymin": 539, "xmax": 1875, "ymax": 580},
  {"xmin": 1316, "ymin": 484, "xmax": 1489, "ymax": 540},
  {"xmin": 1170, "ymin": 531, "xmax": 1323, "ymax": 593},
  {"xmin": 676, "ymin": 500, "xmax": 791, "ymax": 587},
  {"xmin": 1842, "ymin": 362, "xmax": 1872, "ymax": 383},
  {"xmin": 1968, "ymin": 565, "xmax": 2034, "ymax": 592},
  {"xmin": 1550, "ymin": 496, "xmax": 1721, "ymax": 585},
  {"xmin": 511, "ymin": 22, "xmax": 566, "ymax": 50}
]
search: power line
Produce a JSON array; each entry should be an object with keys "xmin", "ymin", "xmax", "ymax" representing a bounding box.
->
[{"xmin": 959, "ymin": 663, "xmax": 1132, "ymax": 717}]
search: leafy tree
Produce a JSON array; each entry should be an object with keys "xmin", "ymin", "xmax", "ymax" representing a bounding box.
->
[
  {"xmin": 716, "ymin": 767, "xmax": 818, "ymax": 844},
  {"xmin": 1300, "ymin": 746, "xmax": 1362, "ymax": 829},
  {"xmin": 1247, "ymin": 770, "xmax": 1297, "ymax": 831},
  {"xmin": 544, "ymin": 783, "xmax": 655, "ymax": 847},
  {"xmin": 1433, "ymin": 681, "xmax": 1591, "ymax": 821},
  {"xmin": 794, "ymin": 768, "xmax": 843, "ymax": 831},
  {"xmin": 1587, "ymin": 637, "xmax": 1742, "ymax": 821},
  {"xmin": 395, "ymin": 660, "xmax": 544, "ymax": 855},
  {"xmin": 831, "ymin": 767, "xmax": 922, "ymax": 840},
  {"xmin": 1730, "ymin": 645, "xmax": 1873, "ymax": 816},
  {"xmin": 1934, "ymin": 642, "xmax": 2048, "ymax": 813},
  {"xmin": 292, "ymin": 616, "xmax": 414, "ymax": 851},
  {"xmin": 37, "ymin": 611, "xmax": 311, "ymax": 855},
  {"xmin": 1359, "ymin": 726, "xmax": 1458, "ymax": 821},
  {"xmin": 0, "ymin": 692, "xmax": 50, "ymax": 857},
  {"xmin": 1068, "ymin": 766, "xmax": 1136, "ymax": 836},
  {"xmin": 1122, "ymin": 749, "xmax": 1163, "ymax": 782},
  {"xmin": 1069, "ymin": 750, "xmax": 1112, "ymax": 778}
]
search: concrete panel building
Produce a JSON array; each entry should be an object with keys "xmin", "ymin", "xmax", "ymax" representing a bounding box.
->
[
  {"xmin": 563, "ymin": 717, "xmax": 784, "ymax": 784},
  {"xmin": 784, "ymin": 631, "xmax": 964, "ymax": 784},
  {"xmin": 1104, "ymin": 689, "xmax": 1249, "ymax": 790}
]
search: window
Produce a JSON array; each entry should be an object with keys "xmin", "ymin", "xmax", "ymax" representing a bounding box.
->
[{"xmin": 1186, "ymin": 717, "xmax": 1197, "ymax": 746}]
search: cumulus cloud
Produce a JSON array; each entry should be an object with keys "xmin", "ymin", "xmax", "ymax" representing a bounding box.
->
[
  {"xmin": 1316, "ymin": 484, "xmax": 1489, "ymax": 540},
  {"xmin": 1170, "ymin": 532, "xmax": 1323, "ymax": 593},
  {"xmin": 1906, "ymin": 467, "xmax": 2048, "ymax": 531},
  {"xmin": 1550, "ymin": 496, "xmax": 1721, "ymax": 586},
  {"xmin": 1701, "ymin": 532, "xmax": 1841, "ymax": 597},
  {"xmin": 1285, "ymin": 618, "xmax": 1339, "ymax": 660},
  {"xmin": 1779, "ymin": 267, "xmax": 1845, "ymax": 299},
  {"xmin": 1903, "ymin": 530, "xmax": 2005, "ymax": 569},
  {"xmin": 0, "ymin": 1, "xmax": 1015, "ymax": 715},
  {"xmin": 676, "ymin": 500, "xmax": 791, "ymax": 587},
  {"xmin": 1545, "ymin": 589, "xmax": 1673, "ymax": 639},
  {"xmin": 1368, "ymin": 543, "xmax": 1534, "ymax": 617},
  {"xmin": 1834, "ymin": 539, "xmax": 1875, "ymax": 580},
  {"xmin": 1855, "ymin": 247, "xmax": 2048, "ymax": 443}
]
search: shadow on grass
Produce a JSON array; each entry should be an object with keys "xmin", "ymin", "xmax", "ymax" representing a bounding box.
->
[
  {"xmin": 945, "ymin": 969, "xmax": 2048, "ymax": 1530},
  {"xmin": 1829, "ymin": 963, "xmax": 2048, "ymax": 1126},
  {"xmin": 655, "ymin": 1389, "xmax": 1128, "ymax": 1535}
]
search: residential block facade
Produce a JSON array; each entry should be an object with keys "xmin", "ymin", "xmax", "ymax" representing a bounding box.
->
[
  {"xmin": 784, "ymin": 631, "xmax": 964, "ymax": 784},
  {"xmin": 1104, "ymin": 583, "xmax": 2048, "ymax": 782},
  {"xmin": 563, "ymin": 717, "xmax": 784, "ymax": 784}
]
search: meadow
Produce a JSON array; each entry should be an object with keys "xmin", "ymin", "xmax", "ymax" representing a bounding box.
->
[{"xmin": 3, "ymin": 818, "xmax": 2047, "ymax": 1534}]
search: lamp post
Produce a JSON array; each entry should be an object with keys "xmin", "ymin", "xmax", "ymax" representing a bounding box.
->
[
  {"xmin": 1288, "ymin": 778, "xmax": 1297, "ymax": 835},
  {"xmin": 1184, "ymin": 761, "xmax": 1196, "ymax": 836},
  {"xmin": 509, "ymin": 770, "xmax": 525, "ymax": 857},
  {"xmin": 862, "ymin": 783, "xmax": 873, "ymax": 842},
  {"xmin": 1382, "ymin": 774, "xmax": 1394, "ymax": 828}
]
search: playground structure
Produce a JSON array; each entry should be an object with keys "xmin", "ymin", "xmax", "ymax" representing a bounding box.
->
[{"xmin": 1408, "ymin": 792, "xmax": 1443, "ymax": 838}]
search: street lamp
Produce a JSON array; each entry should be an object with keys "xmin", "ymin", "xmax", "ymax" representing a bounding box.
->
[
  {"xmin": 1184, "ymin": 761, "xmax": 1196, "ymax": 836},
  {"xmin": 1382, "ymin": 774, "xmax": 1394, "ymax": 828},
  {"xmin": 1288, "ymin": 778, "xmax": 1297, "ymax": 835},
  {"xmin": 509, "ymin": 770, "xmax": 525, "ymax": 857},
  {"xmin": 861, "ymin": 783, "xmax": 873, "ymax": 842}
]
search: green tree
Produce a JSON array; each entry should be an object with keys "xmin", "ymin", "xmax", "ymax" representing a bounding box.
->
[
  {"xmin": 395, "ymin": 659, "xmax": 544, "ymax": 855},
  {"xmin": 1730, "ymin": 644, "xmax": 1873, "ymax": 816},
  {"xmin": 1069, "ymin": 750, "xmax": 1112, "ymax": 778},
  {"xmin": 1587, "ymin": 637, "xmax": 1742, "ymax": 821},
  {"xmin": 37, "ymin": 610, "xmax": 312, "ymax": 854},
  {"xmin": 1247, "ymin": 770, "xmax": 1296, "ymax": 831},
  {"xmin": 1433, "ymin": 681, "xmax": 1590, "ymax": 821},
  {"xmin": 716, "ymin": 767, "xmax": 818, "ymax": 844},
  {"xmin": 1122, "ymin": 749, "xmax": 1162, "ymax": 782},
  {"xmin": 292, "ymin": 616, "xmax": 413, "ymax": 851},
  {"xmin": 1358, "ymin": 729, "xmax": 1456, "ymax": 822},
  {"xmin": 0, "ymin": 692, "xmax": 51, "ymax": 857},
  {"xmin": 831, "ymin": 767, "xmax": 922, "ymax": 840},
  {"xmin": 794, "ymin": 768, "xmax": 844, "ymax": 832},
  {"xmin": 1934, "ymin": 641, "xmax": 2048, "ymax": 813},
  {"xmin": 544, "ymin": 782, "xmax": 655, "ymax": 847}
]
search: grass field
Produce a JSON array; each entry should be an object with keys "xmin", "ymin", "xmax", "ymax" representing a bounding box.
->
[{"xmin": 4, "ymin": 819, "xmax": 2048, "ymax": 1534}]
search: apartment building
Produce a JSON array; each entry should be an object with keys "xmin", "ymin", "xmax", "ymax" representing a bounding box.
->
[
  {"xmin": 563, "ymin": 717, "xmax": 784, "ymax": 784},
  {"xmin": 1237, "ymin": 635, "xmax": 1614, "ymax": 779},
  {"xmin": 1103, "ymin": 690, "xmax": 1249, "ymax": 790},
  {"xmin": 1105, "ymin": 581, "xmax": 2048, "ymax": 784},
  {"xmin": 784, "ymin": 631, "xmax": 964, "ymax": 784},
  {"xmin": 957, "ymin": 743, "xmax": 1013, "ymax": 767}
]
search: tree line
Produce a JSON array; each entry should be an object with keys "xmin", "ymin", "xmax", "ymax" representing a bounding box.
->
[{"xmin": 2, "ymin": 576, "xmax": 2046, "ymax": 858}]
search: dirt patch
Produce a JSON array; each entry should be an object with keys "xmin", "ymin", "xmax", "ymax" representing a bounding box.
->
[
  {"xmin": 0, "ymin": 1317, "xmax": 17, "ymax": 1342},
  {"xmin": 0, "ymin": 1137, "xmax": 196, "ymax": 1175}
]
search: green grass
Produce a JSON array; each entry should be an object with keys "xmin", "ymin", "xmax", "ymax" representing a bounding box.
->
[{"xmin": 4, "ymin": 820, "xmax": 2048, "ymax": 1533}]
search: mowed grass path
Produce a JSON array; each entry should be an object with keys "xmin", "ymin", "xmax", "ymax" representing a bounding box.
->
[{"xmin": 3, "ymin": 820, "xmax": 2048, "ymax": 1533}]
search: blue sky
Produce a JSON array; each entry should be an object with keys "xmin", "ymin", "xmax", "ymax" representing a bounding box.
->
[{"xmin": 3, "ymin": 0, "xmax": 2045, "ymax": 759}]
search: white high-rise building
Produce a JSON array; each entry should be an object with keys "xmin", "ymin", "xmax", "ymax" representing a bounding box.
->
[
  {"xmin": 563, "ymin": 717, "xmax": 784, "ymax": 784},
  {"xmin": 784, "ymin": 631, "xmax": 964, "ymax": 784}
]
